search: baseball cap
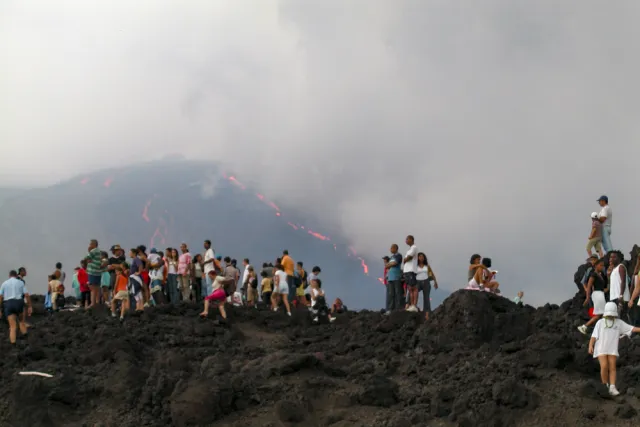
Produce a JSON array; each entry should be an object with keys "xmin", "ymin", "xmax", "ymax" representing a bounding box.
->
[
  {"xmin": 587, "ymin": 255, "xmax": 598, "ymax": 261},
  {"xmin": 150, "ymin": 248, "xmax": 158, "ymax": 254},
  {"xmin": 591, "ymin": 212, "xmax": 598, "ymax": 219},
  {"xmin": 110, "ymin": 244, "xmax": 122, "ymax": 252},
  {"xmin": 597, "ymin": 195, "xmax": 608, "ymax": 203}
]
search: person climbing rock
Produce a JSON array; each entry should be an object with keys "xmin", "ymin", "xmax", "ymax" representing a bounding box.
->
[
  {"xmin": 586, "ymin": 212, "xmax": 604, "ymax": 258},
  {"xmin": 199, "ymin": 270, "xmax": 235, "ymax": 320},
  {"xmin": 578, "ymin": 258, "xmax": 608, "ymax": 335},
  {"xmin": 589, "ymin": 301, "xmax": 640, "ymax": 396},
  {"xmin": 0, "ymin": 270, "xmax": 32, "ymax": 344}
]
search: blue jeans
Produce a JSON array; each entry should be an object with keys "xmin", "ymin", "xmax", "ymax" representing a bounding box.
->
[
  {"xmin": 167, "ymin": 274, "xmax": 179, "ymax": 304},
  {"xmin": 386, "ymin": 279, "xmax": 404, "ymax": 311},
  {"xmin": 287, "ymin": 275, "xmax": 296, "ymax": 303},
  {"xmin": 202, "ymin": 275, "xmax": 212, "ymax": 298},
  {"xmin": 602, "ymin": 225, "xmax": 612, "ymax": 253}
]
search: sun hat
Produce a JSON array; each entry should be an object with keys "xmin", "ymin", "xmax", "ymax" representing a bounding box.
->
[{"xmin": 604, "ymin": 302, "xmax": 618, "ymax": 318}]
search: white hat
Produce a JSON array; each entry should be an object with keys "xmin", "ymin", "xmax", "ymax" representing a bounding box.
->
[
  {"xmin": 591, "ymin": 212, "xmax": 599, "ymax": 219},
  {"xmin": 604, "ymin": 302, "xmax": 618, "ymax": 317}
]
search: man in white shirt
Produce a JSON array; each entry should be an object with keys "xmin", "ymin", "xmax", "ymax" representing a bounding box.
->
[
  {"xmin": 403, "ymin": 235, "xmax": 419, "ymax": 312},
  {"xmin": 202, "ymin": 240, "xmax": 216, "ymax": 297},
  {"xmin": 597, "ymin": 195, "xmax": 613, "ymax": 254},
  {"xmin": 242, "ymin": 258, "xmax": 252, "ymax": 300}
]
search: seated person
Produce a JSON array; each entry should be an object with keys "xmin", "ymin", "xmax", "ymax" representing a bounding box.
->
[
  {"xmin": 331, "ymin": 298, "xmax": 347, "ymax": 314},
  {"xmin": 469, "ymin": 257, "xmax": 500, "ymax": 293}
]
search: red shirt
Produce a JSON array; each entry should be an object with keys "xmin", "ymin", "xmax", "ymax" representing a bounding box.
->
[{"xmin": 78, "ymin": 268, "xmax": 89, "ymax": 292}]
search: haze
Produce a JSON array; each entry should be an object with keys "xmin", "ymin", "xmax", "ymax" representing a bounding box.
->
[{"xmin": 2, "ymin": 0, "xmax": 639, "ymax": 305}]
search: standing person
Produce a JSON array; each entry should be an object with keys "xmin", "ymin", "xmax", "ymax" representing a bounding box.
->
[
  {"xmin": 271, "ymin": 264, "xmax": 292, "ymax": 316},
  {"xmin": 385, "ymin": 245, "xmax": 403, "ymax": 314},
  {"xmin": 403, "ymin": 235, "xmax": 419, "ymax": 312},
  {"xmin": 242, "ymin": 259, "xmax": 252, "ymax": 301},
  {"xmin": 296, "ymin": 262, "xmax": 308, "ymax": 307},
  {"xmin": 260, "ymin": 270, "xmax": 272, "ymax": 304},
  {"xmin": 579, "ymin": 259, "xmax": 608, "ymax": 335},
  {"xmin": 202, "ymin": 240, "xmax": 216, "ymax": 298},
  {"xmin": 589, "ymin": 302, "xmax": 640, "ymax": 396},
  {"xmin": 0, "ymin": 270, "xmax": 32, "ymax": 344},
  {"xmin": 596, "ymin": 195, "xmax": 613, "ymax": 254},
  {"xmin": 71, "ymin": 267, "xmax": 81, "ymax": 300},
  {"xmin": 246, "ymin": 267, "xmax": 259, "ymax": 307},
  {"xmin": 416, "ymin": 252, "xmax": 438, "ymax": 320},
  {"xmin": 100, "ymin": 251, "xmax": 111, "ymax": 304},
  {"xmin": 177, "ymin": 243, "xmax": 192, "ymax": 302},
  {"xmin": 587, "ymin": 212, "xmax": 604, "ymax": 258},
  {"xmin": 85, "ymin": 239, "xmax": 106, "ymax": 308},
  {"xmin": 608, "ymin": 250, "xmax": 627, "ymax": 312},
  {"xmin": 166, "ymin": 248, "xmax": 179, "ymax": 304},
  {"xmin": 78, "ymin": 260, "xmax": 90, "ymax": 309},
  {"xmin": 111, "ymin": 266, "xmax": 130, "ymax": 320},
  {"xmin": 149, "ymin": 250, "xmax": 166, "ymax": 305},
  {"xmin": 107, "ymin": 245, "xmax": 126, "ymax": 301},
  {"xmin": 54, "ymin": 262, "xmax": 66, "ymax": 285},
  {"xmin": 223, "ymin": 257, "xmax": 238, "ymax": 292},
  {"xmin": 128, "ymin": 248, "xmax": 145, "ymax": 312},
  {"xmin": 191, "ymin": 254, "xmax": 204, "ymax": 302},
  {"xmin": 281, "ymin": 250, "xmax": 296, "ymax": 305},
  {"xmin": 48, "ymin": 274, "xmax": 62, "ymax": 311}
]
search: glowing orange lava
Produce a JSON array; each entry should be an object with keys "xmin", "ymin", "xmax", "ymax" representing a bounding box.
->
[{"xmin": 142, "ymin": 199, "xmax": 152, "ymax": 222}]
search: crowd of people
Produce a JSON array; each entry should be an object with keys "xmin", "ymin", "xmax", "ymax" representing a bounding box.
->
[
  {"xmin": 573, "ymin": 195, "xmax": 640, "ymax": 396},
  {"xmin": 37, "ymin": 239, "xmax": 347, "ymax": 325}
]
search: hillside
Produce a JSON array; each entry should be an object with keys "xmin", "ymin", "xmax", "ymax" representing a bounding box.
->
[
  {"xmin": 0, "ymin": 159, "xmax": 452, "ymax": 309},
  {"xmin": 2, "ymin": 290, "xmax": 640, "ymax": 427}
]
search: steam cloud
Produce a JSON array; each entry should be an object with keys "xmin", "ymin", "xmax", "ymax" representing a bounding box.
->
[{"xmin": 2, "ymin": 0, "xmax": 640, "ymax": 304}]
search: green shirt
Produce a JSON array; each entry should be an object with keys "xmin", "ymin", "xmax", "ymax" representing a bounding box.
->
[{"xmin": 86, "ymin": 248, "xmax": 104, "ymax": 276}]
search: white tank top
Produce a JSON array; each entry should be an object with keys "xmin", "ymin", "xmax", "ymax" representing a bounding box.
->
[{"xmin": 609, "ymin": 264, "xmax": 628, "ymax": 301}]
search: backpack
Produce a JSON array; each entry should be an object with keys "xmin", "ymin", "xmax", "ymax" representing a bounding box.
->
[{"xmin": 574, "ymin": 263, "xmax": 590, "ymax": 287}]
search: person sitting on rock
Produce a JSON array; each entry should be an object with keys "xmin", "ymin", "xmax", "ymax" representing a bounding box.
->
[
  {"xmin": 199, "ymin": 270, "xmax": 236, "ymax": 321},
  {"xmin": 468, "ymin": 258, "xmax": 499, "ymax": 292},
  {"xmin": 331, "ymin": 297, "xmax": 346, "ymax": 314},
  {"xmin": 309, "ymin": 278, "xmax": 334, "ymax": 323},
  {"xmin": 589, "ymin": 301, "xmax": 640, "ymax": 396}
]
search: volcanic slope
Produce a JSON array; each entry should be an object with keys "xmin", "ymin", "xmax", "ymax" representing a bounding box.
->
[{"xmin": 2, "ymin": 290, "xmax": 640, "ymax": 427}]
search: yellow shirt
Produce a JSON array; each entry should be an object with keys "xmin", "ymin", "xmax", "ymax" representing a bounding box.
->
[
  {"xmin": 281, "ymin": 255, "xmax": 294, "ymax": 276},
  {"xmin": 261, "ymin": 278, "xmax": 272, "ymax": 293},
  {"xmin": 49, "ymin": 280, "xmax": 61, "ymax": 294}
]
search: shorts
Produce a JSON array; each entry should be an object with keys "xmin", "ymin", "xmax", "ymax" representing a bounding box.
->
[
  {"xmin": 150, "ymin": 279, "xmax": 162, "ymax": 294},
  {"xmin": 247, "ymin": 287, "xmax": 258, "ymax": 302},
  {"xmin": 113, "ymin": 291, "xmax": 129, "ymax": 301},
  {"xmin": 88, "ymin": 274, "xmax": 102, "ymax": 286},
  {"xmin": 205, "ymin": 288, "xmax": 226, "ymax": 302},
  {"xmin": 133, "ymin": 292, "xmax": 143, "ymax": 303},
  {"xmin": 403, "ymin": 272, "xmax": 417, "ymax": 288},
  {"xmin": 592, "ymin": 291, "xmax": 606, "ymax": 315},
  {"xmin": 586, "ymin": 238, "xmax": 602, "ymax": 252},
  {"xmin": 4, "ymin": 299, "xmax": 24, "ymax": 317},
  {"xmin": 276, "ymin": 281, "xmax": 289, "ymax": 294}
]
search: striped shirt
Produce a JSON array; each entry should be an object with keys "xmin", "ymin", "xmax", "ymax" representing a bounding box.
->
[{"xmin": 86, "ymin": 248, "xmax": 104, "ymax": 276}]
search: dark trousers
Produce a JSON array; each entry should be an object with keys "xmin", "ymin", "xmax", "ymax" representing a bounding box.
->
[
  {"xmin": 286, "ymin": 275, "xmax": 295, "ymax": 303},
  {"xmin": 386, "ymin": 280, "xmax": 404, "ymax": 311}
]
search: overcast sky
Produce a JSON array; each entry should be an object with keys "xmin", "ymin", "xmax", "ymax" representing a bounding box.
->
[{"xmin": 2, "ymin": 0, "xmax": 639, "ymax": 305}]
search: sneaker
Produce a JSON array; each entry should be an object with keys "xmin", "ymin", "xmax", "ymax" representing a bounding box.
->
[
  {"xmin": 287, "ymin": 312, "xmax": 291, "ymax": 317},
  {"xmin": 273, "ymin": 307, "xmax": 277, "ymax": 312},
  {"xmin": 384, "ymin": 311, "xmax": 391, "ymax": 316},
  {"xmin": 329, "ymin": 317, "xmax": 336, "ymax": 323},
  {"xmin": 111, "ymin": 312, "xmax": 116, "ymax": 318},
  {"xmin": 609, "ymin": 385, "xmax": 620, "ymax": 396},
  {"xmin": 577, "ymin": 325, "xmax": 588, "ymax": 335},
  {"xmin": 407, "ymin": 305, "xmax": 418, "ymax": 313},
  {"xmin": 313, "ymin": 316, "xmax": 318, "ymax": 322}
]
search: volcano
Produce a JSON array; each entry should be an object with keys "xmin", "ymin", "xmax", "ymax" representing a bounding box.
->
[{"xmin": 0, "ymin": 158, "xmax": 450, "ymax": 309}]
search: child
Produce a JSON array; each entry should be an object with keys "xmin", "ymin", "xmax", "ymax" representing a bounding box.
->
[
  {"xmin": 587, "ymin": 212, "xmax": 604, "ymax": 258},
  {"xmin": 111, "ymin": 266, "xmax": 130, "ymax": 320},
  {"xmin": 513, "ymin": 291, "xmax": 524, "ymax": 305},
  {"xmin": 48, "ymin": 274, "xmax": 62, "ymax": 311},
  {"xmin": 78, "ymin": 260, "xmax": 90, "ymax": 309},
  {"xmin": 199, "ymin": 270, "xmax": 235, "ymax": 320},
  {"xmin": 260, "ymin": 270, "xmax": 272, "ymax": 304},
  {"xmin": 589, "ymin": 302, "xmax": 640, "ymax": 396},
  {"xmin": 100, "ymin": 251, "xmax": 111, "ymax": 305}
]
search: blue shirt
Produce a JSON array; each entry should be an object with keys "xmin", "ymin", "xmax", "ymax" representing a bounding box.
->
[
  {"xmin": 0, "ymin": 277, "xmax": 27, "ymax": 301},
  {"xmin": 387, "ymin": 253, "xmax": 403, "ymax": 281},
  {"xmin": 130, "ymin": 257, "xmax": 143, "ymax": 275}
]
